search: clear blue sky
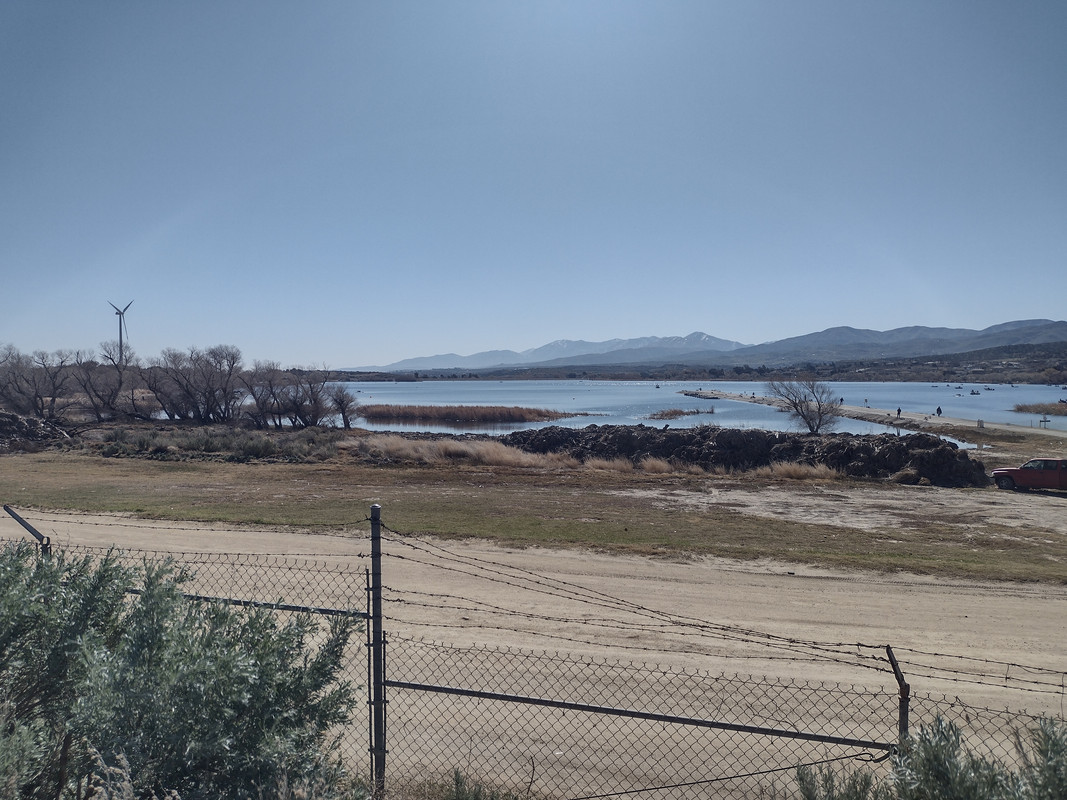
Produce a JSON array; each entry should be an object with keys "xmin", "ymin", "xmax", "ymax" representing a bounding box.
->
[{"xmin": 3, "ymin": 2, "xmax": 1065, "ymax": 368}]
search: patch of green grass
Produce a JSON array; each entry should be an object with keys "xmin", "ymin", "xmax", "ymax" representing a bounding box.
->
[{"xmin": 2, "ymin": 450, "xmax": 1066, "ymax": 583}]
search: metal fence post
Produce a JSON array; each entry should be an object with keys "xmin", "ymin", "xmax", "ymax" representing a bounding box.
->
[
  {"xmin": 3, "ymin": 505, "xmax": 51, "ymax": 556},
  {"xmin": 370, "ymin": 504, "xmax": 387, "ymax": 796},
  {"xmin": 886, "ymin": 645, "xmax": 910, "ymax": 747}
]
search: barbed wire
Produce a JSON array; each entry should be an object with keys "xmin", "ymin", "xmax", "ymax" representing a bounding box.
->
[
  {"xmin": 382, "ymin": 541, "xmax": 891, "ymax": 673},
  {"xmin": 378, "ymin": 524, "xmax": 1067, "ymax": 695},
  {"xmin": 892, "ymin": 645, "xmax": 1067, "ymax": 681},
  {"xmin": 384, "ymin": 593, "xmax": 893, "ymax": 669},
  {"xmin": 388, "ymin": 633, "xmax": 897, "ymax": 697},
  {"xmin": 0, "ymin": 508, "xmax": 371, "ymax": 560},
  {"xmin": 2, "ymin": 540, "xmax": 370, "ymax": 568}
]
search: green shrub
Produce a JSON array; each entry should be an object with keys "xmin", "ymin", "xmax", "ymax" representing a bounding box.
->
[
  {"xmin": 798, "ymin": 717, "xmax": 1067, "ymax": 800},
  {"xmin": 0, "ymin": 542, "xmax": 363, "ymax": 799},
  {"xmin": 1017, "ymin": 718, "xmax": 1067, "ymax": 799}
]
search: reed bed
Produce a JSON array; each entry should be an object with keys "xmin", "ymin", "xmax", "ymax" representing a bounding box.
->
[
  {"xmin": 1012, "ymin": 402, "xmax": 1067, "ymax": 417},
  {"xmin": 345, "ymin": 434, "xmax": 581, "ymax": 469},
  {"xmin": 647, "ymin": 407, "xmax": 712, "ymax": 420},
  {"xmin": 346, "ymin": 436, "xmax": 707, "ymax": 474},
  {"xmin": 358, "ymin": 404, "xmax": 574, "ymax": 424}
]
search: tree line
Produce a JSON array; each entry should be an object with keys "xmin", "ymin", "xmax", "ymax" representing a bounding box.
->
[{"xmin": 0, "ymin": 342, "xmax": 359, "ymax": 429}]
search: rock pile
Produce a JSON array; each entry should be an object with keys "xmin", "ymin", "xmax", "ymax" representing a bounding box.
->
[
  {"xmin": 500, "ymin": 424, "xmax": 989, "ymax": 488},
  {"xmin": 0, "ymin": 411, "xmax": 69, "ymax": 454}
]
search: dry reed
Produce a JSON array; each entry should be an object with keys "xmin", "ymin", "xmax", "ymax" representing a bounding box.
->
[
  {"xmin": 358, "ymin": 404, "xmax": 573, "ymax": 424},
  {"xmin": 344, "ymin": 434, "xmax": 580, "ymax": 469},
  {"xmin": 749, "ymin": 462, "xmax": 841, "ymax": 480},
  {"xmin": 647, "ymin": 408, "xmax": 711, "ymax": 420},
  {"xmin": 1012, "ymin": 402, "xmax": 1067, "ymax": 417},
  {"xmin": 583, "ymin": 457, "xmax": 634, "ymax": 473},
  {"xmin": 637, "ymin": 457, "xmax": 675, "ymax": 473}
]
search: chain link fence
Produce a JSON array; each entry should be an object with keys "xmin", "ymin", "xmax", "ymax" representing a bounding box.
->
[
  {"xmin": 383, "ymin": 635, "xmax": 900, "ymax": 799},
  {"xmin": 4, "ymin": 510, "xmax": 1065, "ymax": 800}
]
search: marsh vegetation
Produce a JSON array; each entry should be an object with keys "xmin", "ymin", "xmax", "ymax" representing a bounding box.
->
[
  {"xmin": 357, "ymin": 404, "xmax": 576, "ymax": 425},
  {"xmin": 1013, "ymin": 402, "xmax": 1067, "ymax": 417}
]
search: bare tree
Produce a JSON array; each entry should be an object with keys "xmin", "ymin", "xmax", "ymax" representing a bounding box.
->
[
  {"xmin": 0, "ymin": 345, "xmax": 36, "ymax": 416},
  {"xmin": 17, "ymin": 350, "xmax": 77, "ymax": 420},
  {"xmin": 241, "ymin": 360, "xmax": 289, "ymax": 429},
  {"xmin": 71, "ymin": 350, "xmax": 117, "ymax": 422},
  {"xmin": 144, "ymin": 345, "xmax": 245, "ymax": 423},
  {"xmin": 285, "ymin": 369, "xmax": 331, "ymax": 428},
  {"xmin": 765, "ymin": 379, "xmax": 842, "ymax": 434},
  {"xmin": 99, "ymin": 341, "xmax": 155, "ymax": 419},
  {"xmin": 327, "ymin": 382, "xmax": 359, "ymax": 430}
]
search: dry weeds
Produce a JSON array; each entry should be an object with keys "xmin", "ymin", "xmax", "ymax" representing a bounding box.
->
[{"xmin": 2, "ymin": 425, "xmax": 1065, "ymax": 582}]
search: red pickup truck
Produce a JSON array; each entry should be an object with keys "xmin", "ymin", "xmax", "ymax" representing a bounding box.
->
[{"xmin": 991, "ymin": 458, "xmax": 1067, "ymax": 491}]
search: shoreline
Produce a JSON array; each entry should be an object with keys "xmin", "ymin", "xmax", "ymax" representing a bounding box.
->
[{"xmin": 682, "ymin": 390, "xmax": 1067, "ymax": 442}]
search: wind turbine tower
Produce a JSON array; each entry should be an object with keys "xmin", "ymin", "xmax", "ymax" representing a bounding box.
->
[{"xmin": 109, "ymin": 301, "xmax": 133, "ymax": 363}]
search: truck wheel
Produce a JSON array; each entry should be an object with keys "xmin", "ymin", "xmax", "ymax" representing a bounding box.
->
[{"xmin": 995, "ymin": 476, "xmax": 1016, "ymax": 491}]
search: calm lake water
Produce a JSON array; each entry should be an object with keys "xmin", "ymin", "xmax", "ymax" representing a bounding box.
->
[{"xmin": 339, "ymin": 379, "xmax": 1067, "ymax": 436}]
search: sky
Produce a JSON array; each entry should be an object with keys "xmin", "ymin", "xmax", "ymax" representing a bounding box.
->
[{"xmin": 2, "ymin": 2, "xmax": 1066, "ymax": 369}]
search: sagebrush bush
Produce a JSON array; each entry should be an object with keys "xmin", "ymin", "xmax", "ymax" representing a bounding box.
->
[
  {"xmin": 0, "ymin": 543, "xmax": 364, "ymax": 800},
  {"xmin": 797, "ymin": 716, "xmax": 1067, "ymax": 800}
]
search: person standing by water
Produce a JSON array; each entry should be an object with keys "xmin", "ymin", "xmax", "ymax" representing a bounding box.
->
[
  {"xmin": 936, "ymin": 406, "xmax": 942, "ymax": 417},
  {"xmin": 897, "ymin": 407, "xmax": 901, "ymax": 418}
]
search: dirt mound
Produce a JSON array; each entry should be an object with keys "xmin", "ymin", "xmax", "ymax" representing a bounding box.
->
[
  {"xmin": 500, "ymin": 425, "xmax": 989, "ymax": 487},
  {"xmin": 0, "ymin": 411, "xmax": 69, "ymax": 454}
]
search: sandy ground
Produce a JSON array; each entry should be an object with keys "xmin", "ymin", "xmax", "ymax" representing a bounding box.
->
[
  {"xmin": 2, "ymin": 399, "xmax": 1064, "ymax": 775},
  {"xmin": 6, "ymin": 404, "xmax": 1064, "ymax": 795},
  {"xmin": 4, "ymin": 502, "xmax": 1065, "ymax": 720}
]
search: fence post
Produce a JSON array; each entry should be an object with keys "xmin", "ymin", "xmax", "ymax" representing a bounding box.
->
[
  {"xmin": 3, "ymin": 505, "xmax": 51, "ymax": 556},
  {"xmin": 369, "ymin": 504, "xmax": 387, "ymax": 796},
  {"xmin": 886, "ymin": 645, "xmax": 910, "ymax": 747}
]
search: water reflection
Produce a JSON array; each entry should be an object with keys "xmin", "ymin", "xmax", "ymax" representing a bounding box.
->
[{"xmin": 333, "ymin": 378, "xmax": 1067, "ymax": 442}]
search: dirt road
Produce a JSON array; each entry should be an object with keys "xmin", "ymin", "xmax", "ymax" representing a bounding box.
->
[{"xmin": 4, "ymin": 505, "xmax": 1064, "ymax": 719}]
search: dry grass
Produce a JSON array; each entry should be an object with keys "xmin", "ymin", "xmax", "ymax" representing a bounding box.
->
[
  {"xmin": 583, "ymin": 457, "xmax": 634, "ymax": 473},
  {"xmin": 750, "ymin": 462, "xmax": 842, "ymax": 480},
  {"xmin": 647, "ymin": 408, "xmax": 711, "ymax": 420},
  {"xmin": 637, "ymin": 457, "xmax": 675, "ymax": 473},
  {"xmin": 2, "ymin": 449, "xmax": 1067, "ymax": 582},
  {"xmin": 1013, "ymin": 402, "xmax": 1067, "ymax": 417},
  {"xmin": 343, "ymin": 435, "xmax": 580, "ymax": 469}
]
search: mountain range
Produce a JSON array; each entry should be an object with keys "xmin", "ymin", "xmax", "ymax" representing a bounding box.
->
[{"xmin": 365, "ymin": 319, "xmax": 1067, "ymax": 372}]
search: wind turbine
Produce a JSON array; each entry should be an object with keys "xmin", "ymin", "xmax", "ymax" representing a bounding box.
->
[{"xmin": 109, "ymin": 300, "xmax": 133, "ymax": 363}]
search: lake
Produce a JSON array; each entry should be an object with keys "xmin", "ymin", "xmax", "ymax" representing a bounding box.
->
[{"xmin": 338, "ymin": 379, "xmax": 1067, "ymax": 436}]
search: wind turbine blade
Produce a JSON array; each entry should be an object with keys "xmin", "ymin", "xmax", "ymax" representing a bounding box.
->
[
  {"xmin": 109, "ymin": 302, "xmax": 121, "ymax": 313},
  {"xmin": 123, "ymin": 300, "xmax": 134, "ymax": 312}
]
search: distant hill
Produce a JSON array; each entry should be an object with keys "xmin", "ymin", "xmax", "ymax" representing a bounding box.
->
[
  {"xmin": 375, "ymin": 332, "xmax": 747, "ymax": 371},
  {"xmin": 358, "ymin": 320, "xmax": 1067, "ymax": 372}
]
